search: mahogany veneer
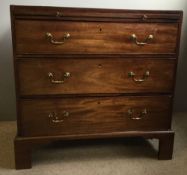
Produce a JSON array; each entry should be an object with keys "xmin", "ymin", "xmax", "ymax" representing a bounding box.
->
[
  {"xmin": 18, "ymin": 58, "xmax": 175, "ymax": 95},
  {"xmin": 15, "ymin": 21, "xmax": 178, "ymax": 54},
  {"xmin": 10, "ymin": 5, "xmax": 183, "ymax": 169}
]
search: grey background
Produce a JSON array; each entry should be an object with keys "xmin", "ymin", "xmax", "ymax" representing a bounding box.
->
[{"xmin": 0, "ymin": 0, "xmax": 187, "ymax": 121}]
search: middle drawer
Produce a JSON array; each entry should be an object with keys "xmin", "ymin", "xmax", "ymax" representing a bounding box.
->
[{"xmin": 17, "ymin": 58, "xmax": 175, "ymax": 95}]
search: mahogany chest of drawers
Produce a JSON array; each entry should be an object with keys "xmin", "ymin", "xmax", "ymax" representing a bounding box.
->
[{"xmin": 10, "ymin": 5, "xmax": 183, "ymax": 169}]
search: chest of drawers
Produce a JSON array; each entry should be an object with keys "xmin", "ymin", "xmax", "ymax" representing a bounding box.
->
[{"xmin": 11, "ymin": 5, "xmax": 183, "ymax": 169}]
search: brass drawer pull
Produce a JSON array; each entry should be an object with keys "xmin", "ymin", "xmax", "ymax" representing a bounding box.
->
[
  {"xmin": 48, "ymin": 111, "xmax": 69, "ymax": 123},
  {"xmin": 128, "ymin": 71, "xmax": 150, "ymax": 83},
  {"xmin": 127, "ymin": 108, "xmax": 147, "ymax": 120},
  {"xmin": 48, "ymin": 72, "xmax": 71, "ymax": 84},
  {"xmin": 130, "ymin": 34, "xmax": 154, "ymax": 46},
  {"xmin": 46, "ymin": 32, "xmax": 70, "ymax": 45}
]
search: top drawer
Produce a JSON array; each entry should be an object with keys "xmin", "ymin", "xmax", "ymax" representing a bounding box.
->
[{"xmin": 14, "ymin": 20, "xmax": 178, "ymax": 55}]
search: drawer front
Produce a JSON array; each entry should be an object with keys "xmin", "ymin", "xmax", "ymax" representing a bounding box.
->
[
  {"xmin": 20, "ymin": 96, "xmax": 171, "ymax": 137},
  {"xmin": 15, "ymin": 20, "xmax": 178, "ymax": 55},
  {"xmin": 18, "ymin": 58, "xmax": 175, "ymax": 95}
]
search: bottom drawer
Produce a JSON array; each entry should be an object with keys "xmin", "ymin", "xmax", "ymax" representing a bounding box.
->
[{"xmin": 20, "ymin": 96, "xmax": 172, "ymax": 137}]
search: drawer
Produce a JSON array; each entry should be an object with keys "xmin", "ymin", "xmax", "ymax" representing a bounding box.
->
[
  {"xmin": 15, "ymin": 20, "xmax": 178, "ymax": 55},
  {"xmin": 20, "ymin": 96, "xmax": 172, "ymax": 137},
  {"xmin": 18, "ymin": 58, "xmax": 176, "ymax": 95}
]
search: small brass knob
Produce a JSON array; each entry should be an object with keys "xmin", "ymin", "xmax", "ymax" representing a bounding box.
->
[
  {"xmin": 131, "ymin": 34, "xmax": 137, "ymax": 39},
  {"xmin": 148, "ymin": 34, "xmax": 154, "ymax": 40},
  {"xmin": 64, "ymin": 72, "xmax": 71, "ymax": 78},
  {"xmin": 56, "ymin": 11, "xmax": 63, "ymax": 17},
  {"xmin": 63, "ymin": 111, "xmax": 69, "ymax": 117},
  {"xmin": 46, "ymin": 32, "xmax": 52, "ymax": 38},
  {"xmin": 142, "ymin": 15, "xmax": 148, "ymax": 21},
  {"xmin": 141, "ymin": 109, "xmax": 147, "ymax": 115},
  {"xmin": 64, "ymin": 33, "xmax": 70, "ymax": 39}
]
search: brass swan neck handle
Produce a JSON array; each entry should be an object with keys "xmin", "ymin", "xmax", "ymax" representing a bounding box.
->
[
  {"xmin": 127, "ymin": 108, "xmax": 147, "ymax": 120},
  {"xmin": 130, "ymin": 34, "xmax": 154, "ymax": 46},
  {"xmin": 48, "ymin": 111, "xmax": 69, "ymax": 123},
  {"xmin": 48, "ymin": 72, "xmax": 71, "ymax": 84},
  {"xmin": 128, "ymin": 71, "xmax": 150, "ymax": 83},
  {"xmin": 46, "ymin": 32, "xmax": 70, "ymax": 45}
]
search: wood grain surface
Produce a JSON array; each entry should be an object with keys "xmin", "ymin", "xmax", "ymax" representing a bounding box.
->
[
  {"xmin": 17, "ymin": 58, "xmax": 176, "ymax": 95},
  {"xmin": 20, "ymin": 96, "xmax": 172, "ymax": 136},
  {"xmin": 15, "ymin": 20, "xmax": 178, "ymax": 55},
  {"xmin": 11, "ymin": 6, "xmax": 183, "ymax": 167}
]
